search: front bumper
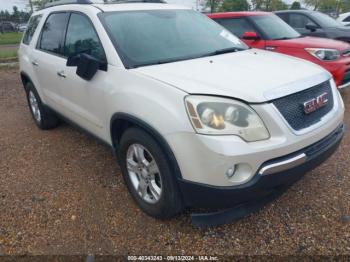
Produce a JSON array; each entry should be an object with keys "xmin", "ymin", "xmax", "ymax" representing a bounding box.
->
[
  {"xmin": 338, "ymin": 68, "xmax": 350, "ymax": 89},
  {"xmin": 321, "ymin": 58, "xmax": 350, "ymax": 88},
  {"xmin": 178, "ymin": 123, "xmax": 344, "ymax": 209},
  {"xmin": 167, "ymin": 86, "xmax": 343, "ymax": 187}
]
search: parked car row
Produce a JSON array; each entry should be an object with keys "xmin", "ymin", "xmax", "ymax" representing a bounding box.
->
[
  {"xmin": 275, "ymin": 10, "xmax": 350, "ymax": 43},
  {"xmin": 208, "ymin": 11, "xmax": 350, "ymax": 89},
  {"xmin": 19, "ymin": 0, "xmax": 345, "ymax": 225},
  {"xmin": 0, "ymin": 21, "xmax": 27, "ymax": 33}
]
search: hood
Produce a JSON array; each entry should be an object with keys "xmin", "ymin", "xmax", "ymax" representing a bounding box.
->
[
  {"xmin": 134, "ymin": 49, "xmax": 330, "ymax": 103},
  {"xmin": 272, "ymin": 36, "xmax": 350, "ymax": 51}
]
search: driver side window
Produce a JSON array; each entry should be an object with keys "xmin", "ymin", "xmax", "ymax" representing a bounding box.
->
[
  {"xmin": 289, "ymin": 14, "xmax": 317, "ymax": 29},
  {"xmin": 64, "ymin": 13, "xmax": 106, "ymax": 61},
  {"xmin": 215, "ymin": 18, "xmax": 256, "ymax": 38}
]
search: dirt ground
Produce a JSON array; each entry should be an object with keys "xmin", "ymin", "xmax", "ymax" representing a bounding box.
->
[{"xmin": 0, "ymin": 68, "xmax": 350, "ymax": 257}]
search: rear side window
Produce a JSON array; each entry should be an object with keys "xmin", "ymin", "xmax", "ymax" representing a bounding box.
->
[
  {"xmin": 215, "ymin": 18, "xmax": 256, "ymax": 38},
  {"xmin": 64, "ymin": 13, "xmax": 105, "ymax": 61},
  {"xmin": 39, "ymin": 13, "xmax": 69, "ymax": 55},
  {"xmin": 23, "ymin": 15, "xmax": 42, "ymax": 45}
]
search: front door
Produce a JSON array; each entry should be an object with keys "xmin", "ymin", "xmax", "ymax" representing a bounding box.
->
[
  {"xmin": 288, "ymin": 13, "xmax": 326, "ymax": 37},
  {"xmin": 58, "ymin": 12, "xmax": 108, "ymax": 136}
]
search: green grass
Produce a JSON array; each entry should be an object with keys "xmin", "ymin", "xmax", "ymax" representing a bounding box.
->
[
  {"xmin": 0, "ymin": 50, "xmax": 18, "ymax": 59},
  {"xmin": 0, "ymin": 32, "xmax": 23, "ymax": 45}
]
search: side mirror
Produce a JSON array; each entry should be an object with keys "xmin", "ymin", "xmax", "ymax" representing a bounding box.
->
[
  {"xmin": 242, "ymin": 31, "xmax": 259, "ymax": 40},
  {"xmin": 66, "ymin": 53, "xmax": 107, "ymax": 81},
  {"xmin": 305, "ymin": 23, "xmax": 318, "ymax": 32},
  {"xmin": 66, "ymin": 54, "xmax": 80, "ymax": 67}
]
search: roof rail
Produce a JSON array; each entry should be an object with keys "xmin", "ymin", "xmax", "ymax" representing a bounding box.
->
[
  {"xmin": 44, "ymin": 0, "xmax": 104, "ymax": 8},
  {"xmin": 44, "ymin": 0, "xmax": 165, "ymax": 8}
]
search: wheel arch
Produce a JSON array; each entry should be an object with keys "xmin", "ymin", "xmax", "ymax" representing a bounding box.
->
[
  {"xmin": 20, "ymin": 71, "xmax": 32, "ymax": 89},
  {"xmin": 110, "ymin": 112, "xmax": 183, "ymax": 179}
]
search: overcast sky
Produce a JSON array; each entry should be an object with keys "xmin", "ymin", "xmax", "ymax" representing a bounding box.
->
[
  {"xmin": 0, "ymin": 0, "xmax": 27, "ymax": 11},
  {"xmin": 0, "ymin": 0, "xmax": 296, "ymax": 12}
]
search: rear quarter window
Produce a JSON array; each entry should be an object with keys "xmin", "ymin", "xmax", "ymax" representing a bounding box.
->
[{"xmin": 22, "ymin": 15, "xmax": 42, "ymax": 45}]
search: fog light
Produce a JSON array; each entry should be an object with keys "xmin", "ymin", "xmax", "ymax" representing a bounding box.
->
[{"xmin": 226, "ymin": 166, "xmax": 236, "ymax": 178}]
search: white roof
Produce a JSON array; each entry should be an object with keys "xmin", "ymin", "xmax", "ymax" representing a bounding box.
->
[{"xmin": 33, "ymin": 2, "xmax": 190, "ymax": 16}]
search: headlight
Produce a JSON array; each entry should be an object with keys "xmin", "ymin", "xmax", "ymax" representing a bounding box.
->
[
  {"xmin": 305, "ymin": 48, "xmax": 340, "ymax": 61},
  {"xmin": 185, "ymin": 96, "xmax": 270, "ymax": 142}
]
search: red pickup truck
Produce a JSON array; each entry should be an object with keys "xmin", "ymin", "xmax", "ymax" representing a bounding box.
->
[{"xmin": 208, "ymin": 12, "xmax": 350, "ymax": 89}]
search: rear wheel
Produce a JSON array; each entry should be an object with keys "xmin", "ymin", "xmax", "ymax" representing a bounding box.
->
[
  {"xmin": 25, "ymin": 82, "xmax": 60, "ymax": 130},
  {"xmin": 118, "ymin": 127, "xmax": 183, "ymax": 219}
]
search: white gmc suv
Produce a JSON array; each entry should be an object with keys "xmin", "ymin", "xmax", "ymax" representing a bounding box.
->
[{"xmin": 19, "ymin": 0, "xmax": 345, "ymax": 225}]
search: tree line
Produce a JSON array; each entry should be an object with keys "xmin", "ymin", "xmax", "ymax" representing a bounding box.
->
[
  {"xmin": 304, "ymin": 0, "xmax": 350, "ymax": 14},
  {"xmin": 207, "ymin": 0, "xmax": 350, "ymax": 14},
  {"xmin": 0, "ymin": 6, "xmax": 31, "ymax": 23},
  {"xmin": 2, "ymin": 0, "xmax": 350, "ymax": 22}
]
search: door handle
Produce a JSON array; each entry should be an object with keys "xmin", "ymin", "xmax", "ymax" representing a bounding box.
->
[
  {"xmin": 31, "ymin": 61, "xmax": 39, "ymax": 66},
  {"xmin": 57, "ymin": 71, "xmax": 67, "ymax": 78}
]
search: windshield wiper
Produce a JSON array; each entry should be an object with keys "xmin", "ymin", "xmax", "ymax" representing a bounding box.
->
[
  {"xmin": 131, "ymin": 56, "xmax": 200, "ymax": 68},
  {"xmin": 273, "ymin": 37, "xmax": 293, "ymax": 40},
  {"xmin": 130, "ymin": 47, "xmax": 246, "ymax": 68},
  {"xmin": 211, "ymin": 47, "xmax": 246, "ymax": 55},
  {"xmin": 272, "ymin": 36, "xmax": 302, "ymax": 40}
]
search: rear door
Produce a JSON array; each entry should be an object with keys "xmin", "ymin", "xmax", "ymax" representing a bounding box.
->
[
  {"xmin": 214, "ymin": 17, "xmax": 266, "ymax": 49},
  {"xmin": 19, "ymin": 14, "xmax": 43, "ymax": 95},
  {"xmin": 31, "ymin": 12, "xmax": 70, "ymax": 111}
]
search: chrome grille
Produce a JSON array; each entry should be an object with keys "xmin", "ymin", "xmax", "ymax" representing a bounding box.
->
[{"xmin": 272, "ymin": 81, "xmax": 334, "ymax": 131}]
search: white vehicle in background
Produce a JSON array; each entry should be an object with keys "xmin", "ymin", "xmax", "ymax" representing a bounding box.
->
[
  {"xmin": 18, "ymin": 0, "xmax": 345, "ymax": 226},
  {"xmin": 337, "ymin": 12, "xmax": 350, "ymax": 26},
  {"xmin": 18, "ymin": 23, "xmax": 28, "ymax": 32}
]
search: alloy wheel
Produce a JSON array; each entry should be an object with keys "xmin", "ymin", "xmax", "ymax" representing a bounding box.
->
[{"xmin": 126, "ymin": 144, "xmax": 163, "ymax": 204}]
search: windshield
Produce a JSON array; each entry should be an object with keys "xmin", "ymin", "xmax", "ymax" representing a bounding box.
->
[
  {"xmin": 99, "ymin": 10, "xmax": 247, "ymax": 68},
  {"xmin": 250, "ymin": 15, "xmax": 301, "ymax": 40},
  {"xmin": 311, "ymin": 12, "xmax": 342, "ymax": 27}
]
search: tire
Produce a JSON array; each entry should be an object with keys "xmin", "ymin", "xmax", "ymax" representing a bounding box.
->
[
  {"xmin": 25, "ymin": 82, "xmax": 60, "ymax": 130},
  {"xmin": 118, "ymin": 127, "xmax": 184, "ymax": 219}
]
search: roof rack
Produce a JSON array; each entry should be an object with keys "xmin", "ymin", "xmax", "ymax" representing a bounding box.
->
[
  {"xmin": 44, "ymin": 0, "xmax": 103, "ymax": 8},
  {"xmin": 44, "ymin": 0, "xmax": 165, "ymax": 8}
]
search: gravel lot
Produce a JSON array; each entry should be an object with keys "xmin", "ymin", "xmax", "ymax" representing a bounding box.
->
[{"xmin": 0, "ymin": 68, "xmax": 350, "ymax": 256}]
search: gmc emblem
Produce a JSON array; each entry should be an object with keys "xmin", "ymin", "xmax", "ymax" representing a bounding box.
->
[{"xmin": 303, "ymin": 92, "xmax": 329, "ymax": 114}]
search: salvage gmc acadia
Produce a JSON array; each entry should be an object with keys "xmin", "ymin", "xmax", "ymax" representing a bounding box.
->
[{"xmin": 18, "ymin": 0, "xmax": 345, "ymax": 225}]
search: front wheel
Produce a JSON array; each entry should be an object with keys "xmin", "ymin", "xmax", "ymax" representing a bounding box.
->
[{"xmin": 118, "ymin": 128, "xmax": 183, "ymax": 219}]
